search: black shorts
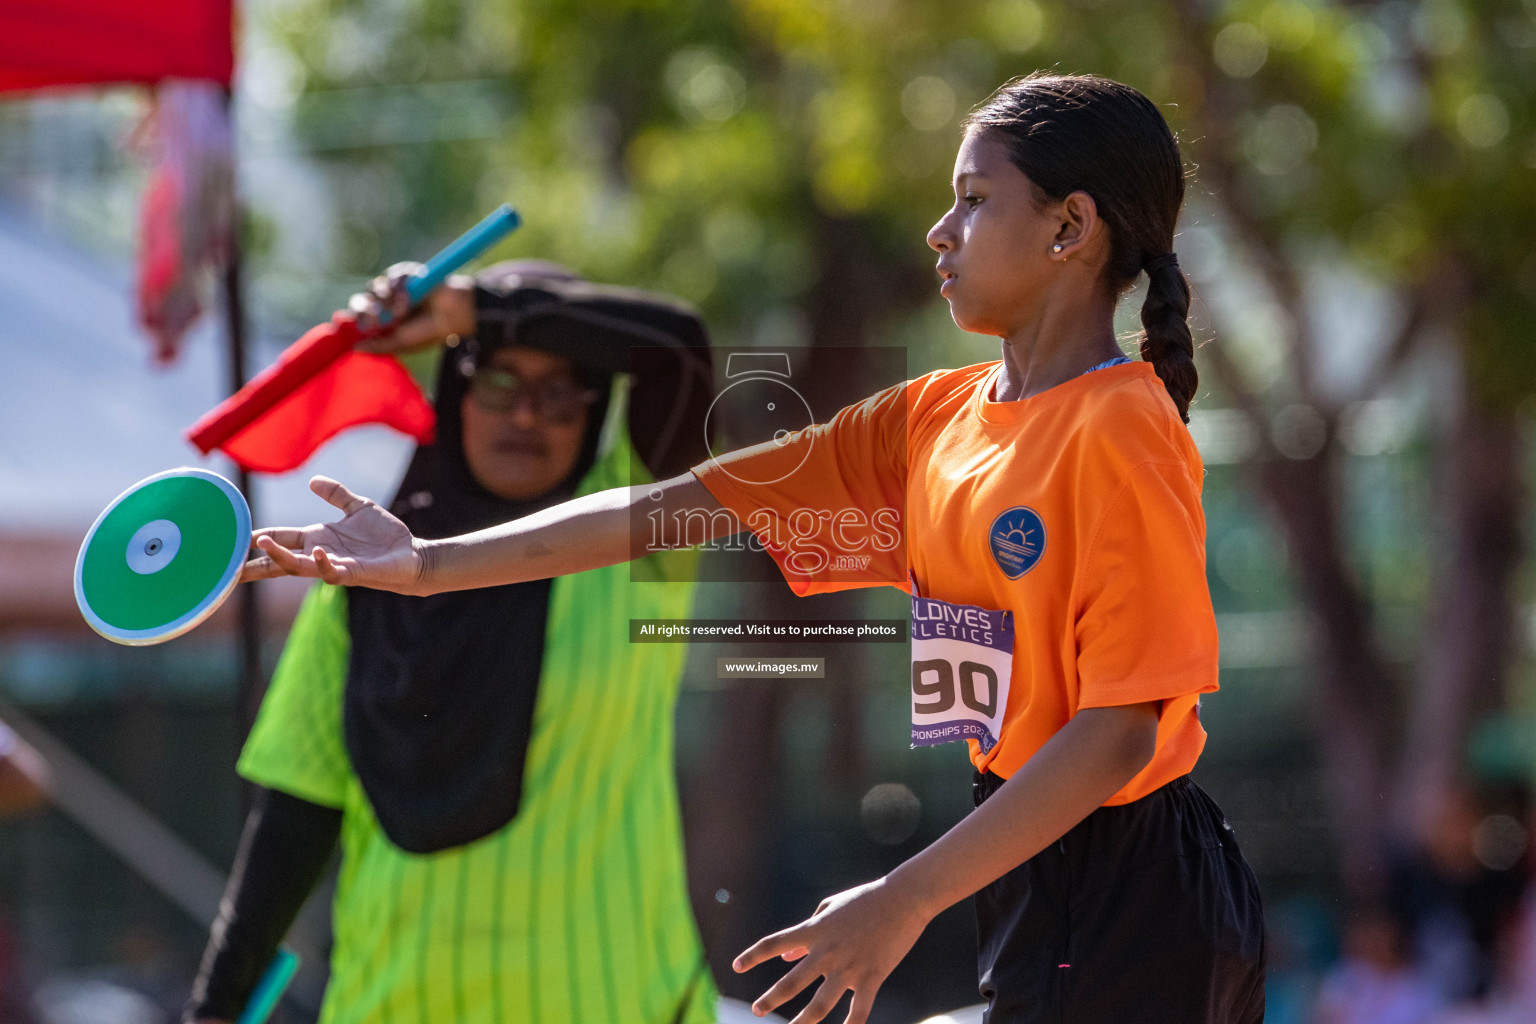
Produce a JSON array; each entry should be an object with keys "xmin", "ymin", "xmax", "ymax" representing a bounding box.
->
[{"xmin": 972, "ymin": 772, "xmax": 1266, "ymax": 1024}]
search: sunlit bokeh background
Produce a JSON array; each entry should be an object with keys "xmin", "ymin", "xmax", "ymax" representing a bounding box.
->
[{"xmin": 2, "ymin": 1, "xmax": 1534, "ymax": 1022}]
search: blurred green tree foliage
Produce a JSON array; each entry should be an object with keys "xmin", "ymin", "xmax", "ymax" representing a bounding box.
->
[{"xmin": 1159, "ymin": 0, "xmax": 1536, "ymax": 892}]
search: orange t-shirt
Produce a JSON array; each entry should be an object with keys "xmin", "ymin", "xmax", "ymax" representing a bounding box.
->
[{"xmin": 691, "ymin": 359, "xmax": 1217, "ymax": 805}]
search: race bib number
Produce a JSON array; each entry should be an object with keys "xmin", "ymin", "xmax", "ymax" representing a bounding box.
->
[{"xmin": 910, "ymin": 589, "xmax": 1013, "ymax": 753}]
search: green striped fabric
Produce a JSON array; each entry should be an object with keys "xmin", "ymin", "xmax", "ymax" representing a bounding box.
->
[{"xmin": 238, "ymin": 436, "xmax": 715, "ymax": 1024}]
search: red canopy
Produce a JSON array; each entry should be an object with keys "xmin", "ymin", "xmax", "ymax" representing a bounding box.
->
[{"xmin": 0, "ymin": 0, "xmax": 233, "ymax": 93}]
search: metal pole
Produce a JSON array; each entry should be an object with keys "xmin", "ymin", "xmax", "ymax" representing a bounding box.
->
[
  {"xmin": 221, "ymin": 89, "xmax": 264, "ymax": 792},
  {"xmin": 225, "ymin": 245, "xmax": 263, "ymax": 735}
]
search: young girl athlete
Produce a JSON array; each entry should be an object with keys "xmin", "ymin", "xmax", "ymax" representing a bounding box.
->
[{"xmin": 245, "ymin": 74, "xmax": 1267, "ymax": 1024}]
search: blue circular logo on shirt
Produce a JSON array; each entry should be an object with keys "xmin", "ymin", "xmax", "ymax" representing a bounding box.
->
[{"xmin": 989, "ymin": 507, "xmax": 1046, "ymax": 579}]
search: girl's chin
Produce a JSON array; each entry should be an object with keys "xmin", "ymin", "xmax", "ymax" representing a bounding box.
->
[{"xmin": 946, "ymin": 307, "xmax": 999, "ymax": 336}]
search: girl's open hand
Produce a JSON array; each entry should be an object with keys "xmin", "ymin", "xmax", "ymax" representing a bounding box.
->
[
  {"xmin": 242, "ymin": 477, "xmax": 427, "ymax": 594},
  {"xmin": 733, "ymin": 877, "xmax": 931, "ymax": 1024}
]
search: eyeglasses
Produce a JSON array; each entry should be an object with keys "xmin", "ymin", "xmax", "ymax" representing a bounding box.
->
[{"xmin": 465, "ymin": 367, "xmax": 599, "ymax": 423}]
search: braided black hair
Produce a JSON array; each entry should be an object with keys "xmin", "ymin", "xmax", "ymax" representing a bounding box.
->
[{"xmin": 964, "ymin": 73, "xmax": 1197, "ymax": 422}]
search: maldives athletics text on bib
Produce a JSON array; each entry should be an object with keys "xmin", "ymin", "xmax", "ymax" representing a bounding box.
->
[{"xmin": 910, "ymin": 583, "xmax": 1013, "ymax": 754}]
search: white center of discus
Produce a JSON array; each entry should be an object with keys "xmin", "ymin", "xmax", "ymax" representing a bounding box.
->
[{"xmin": 126, "ymin": 519, "xmax": 182, "ymax": 575}]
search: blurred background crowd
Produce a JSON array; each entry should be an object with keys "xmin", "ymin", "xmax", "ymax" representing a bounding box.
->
[{"xmin": 1, "ymin": 1, "xmax": 1534, "ymax": 1022}]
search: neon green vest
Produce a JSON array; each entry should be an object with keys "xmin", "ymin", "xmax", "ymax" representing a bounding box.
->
[{"xmin": 239, "ymin": 430, "xmax": 714, "ymax": 1024}]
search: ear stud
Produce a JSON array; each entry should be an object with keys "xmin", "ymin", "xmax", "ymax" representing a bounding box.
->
[{"xmin": 1051, "ymin": 244, "xmax": 1064, "ymax": 255}]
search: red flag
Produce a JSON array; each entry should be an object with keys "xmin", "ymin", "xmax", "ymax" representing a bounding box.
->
[{"xmin": 186, "ymin": 316, "xmax": 436, "ymax": 474}]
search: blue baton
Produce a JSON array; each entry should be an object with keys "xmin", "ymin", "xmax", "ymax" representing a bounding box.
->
[
  {"xmin": 236, "ymin": 947, "xmax": 300, "ymax": 1024},
  {"xmin": 380, "ymin": 203, "xmax": 523, "ymax": 323}
]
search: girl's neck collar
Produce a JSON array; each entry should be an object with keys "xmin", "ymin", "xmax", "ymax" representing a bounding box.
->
[
  {"xmin": 994, "ymin": 332, "xmax": 1125, "ymax": 402},
  {"xmin": 975, "ymin": 358, "xmax": 1152, "ymax": 423}
]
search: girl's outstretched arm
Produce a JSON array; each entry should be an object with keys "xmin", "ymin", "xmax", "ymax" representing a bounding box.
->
[
  {"xmin": 734, "ymin": 699, "xmax": 1160, "ymax": 1024},
  {"xmin": 243, "ymin": 471, "xmax": 737, "ymax": 593}
]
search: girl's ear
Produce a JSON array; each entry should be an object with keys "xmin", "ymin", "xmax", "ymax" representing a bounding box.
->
[{"xmin": 1051, "ymin": 190, "xmax": 1101, "ymax": 261}]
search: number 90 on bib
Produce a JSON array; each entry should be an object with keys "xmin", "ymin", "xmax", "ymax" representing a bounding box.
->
[{"xmin": 910, "ymin": 592, "xmax": 1013, "ymax": 753}]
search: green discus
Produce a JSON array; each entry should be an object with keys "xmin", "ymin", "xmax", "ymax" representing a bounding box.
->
[{"xmin": 75, "ymin": 468, "xmax": 252, "ymax": 645}]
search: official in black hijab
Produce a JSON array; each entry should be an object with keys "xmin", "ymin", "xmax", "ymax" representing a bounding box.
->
[
  {"xmin": 186, "ymin": 262, "xmax": 713, "ymax": 1022},
  {"xmin": 346, "ymin": 260, "xmax": 713, "ymax": 853}
]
